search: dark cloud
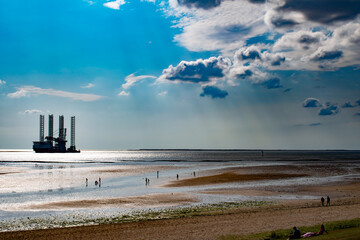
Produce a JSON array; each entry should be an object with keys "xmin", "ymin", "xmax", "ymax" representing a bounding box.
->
[
  {"xmin": 261, "ymin": 78, "xmax": 282, "ymax": 89},
  {"xmin": 298, "ymin": 34, "xmax": 319, "ymax": 44},
  {"xmin": 270, "ymin": 17, "xmax": 299, "ymax": 28},
  {"xmin": 303, "ymin": 98, "xmax": 321, "ymax": 108},
  {"xmin": 318, "ymin": 103, "xmax": 339, "ymax": 116},
  {"xmin": 177, "ymin": 0, "xmax": 223, "ymax": 9},
  {"xmin": 354, "ymin": 113, "xmax": 360, "ymax": 116},
  {"xmin": 309, "ymin": 122, "xmax": 322, "ymax": 126},
  {"xmin": 283, "ymin": 88, "xmax": 292, "ymax": 93},
  {"xmin": 270, "ymin": 55, "xmax": 286, "ymax": 66},
  {"xmin": 311, "ymin": 50, "xmax": 343, "ymax": 61},
  {"xmin": 278, "ymin": 0, "xmax": 360, "ymax": 24},
  {"xmin": 356, "ymin": 99, "xmax": 360, "ymax": 106},
  {"xmin": 214, "ymin": 25, "xmax": 251, "ymax": 44},
  {"xmin": 236, "ymin": 69, "xmax": 253, "ymax": 79},
  {"xmin": 240, "ymin": 50, "xmax": 261, "ymax": 60},
  {"xmin": 248, "ymin": 0, "xmax": 266, "ymax": 4},
  {"xmin": 341, "ymin": 102, "xmax": 356, "ymax": 108},
  {"xmin": 161, "ymin": 57, "xmax": 231, "ymax": 83},
  {"xmin": 200, "ymin": 86, "xmax": 228, "ymax": 99}
]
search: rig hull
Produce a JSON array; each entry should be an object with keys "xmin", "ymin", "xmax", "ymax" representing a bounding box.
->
[{"xmin": 33, "ymin": 141, "xmax": 80, "ymax": 153}]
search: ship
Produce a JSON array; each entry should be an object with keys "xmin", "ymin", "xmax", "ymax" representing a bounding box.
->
[{"xmin": 33, "ymin": 115, "xmax": 80, "ymax": 153}]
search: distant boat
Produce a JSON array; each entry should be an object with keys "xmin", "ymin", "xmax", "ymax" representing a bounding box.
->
[{"xmin": 33, "ymin": 115, "xmax": 80, "ymax": 153}]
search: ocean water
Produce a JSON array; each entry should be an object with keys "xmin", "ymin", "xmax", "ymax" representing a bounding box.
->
[{"xmin": 1, "ymin": 149, "xmax": 360, "ymax": 231}]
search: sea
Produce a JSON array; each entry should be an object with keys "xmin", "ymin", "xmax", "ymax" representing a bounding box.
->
[{"xmin": 1, "ymin": 149, "xmax": 360, "ymax": 231}]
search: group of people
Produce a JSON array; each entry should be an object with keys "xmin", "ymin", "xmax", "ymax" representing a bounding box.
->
[
  {"xmin": 321, "ymin": 196, "xmax": 330, "ymax": 206},
  {"xmin": 85, "ymin": 177, "xmax": 101, "ymax": 187},
  {"xmin": 288, "ymin": 224, "xmax": 327, "ymax": 239}
]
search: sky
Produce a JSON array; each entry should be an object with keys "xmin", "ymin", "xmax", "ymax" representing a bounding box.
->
[{"xmin": 0, "ymin": 0, "xmax": 360, "ymax": 150}]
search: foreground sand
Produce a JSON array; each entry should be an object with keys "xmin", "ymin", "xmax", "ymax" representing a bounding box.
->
[{"xmin": 1, "ymin": 197, "xmax": 360, "ymax": 240}]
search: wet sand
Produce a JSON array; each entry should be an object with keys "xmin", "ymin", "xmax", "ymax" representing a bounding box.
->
[
  {"xmin": 165, "ymin": 172, "xmax": 307, "ymax": 187},
  {"xmin": 24, "ymin": 193, "xmax": 198, "ymax": 210}
]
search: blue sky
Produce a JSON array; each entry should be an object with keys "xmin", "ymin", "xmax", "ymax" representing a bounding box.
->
[{"xmin": 0, "ymin": 0, "xmax": 360, "ymax": 150}]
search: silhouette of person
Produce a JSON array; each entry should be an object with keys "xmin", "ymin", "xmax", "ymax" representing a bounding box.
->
[
  {"xmin": 288, "ymin": 226, "xmax": 301, "ymax": 239},
  {"xmin": 321, "ymin": 197, "xmax": 325, "ymax": 206},
  {"xmin": 85, "ymin": 178, "xmax": 88, "ymax": 187},
  {"xmin": 176, "ymin": 174, "xmax": 179, "ymax": 180},
  {"xmin": 326, "ymin": 196, "xmax": 330, "ymax": 206}
]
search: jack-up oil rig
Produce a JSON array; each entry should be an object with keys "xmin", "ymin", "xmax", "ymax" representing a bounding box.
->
[{"xmin": 33, "ymin": 115, "xmax": 80, "ymax": 153}]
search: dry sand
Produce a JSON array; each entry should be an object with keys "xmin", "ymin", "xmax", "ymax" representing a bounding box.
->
[{"xmin": 1, "ymin": 162, "xmax": 360, "ymax": 240}]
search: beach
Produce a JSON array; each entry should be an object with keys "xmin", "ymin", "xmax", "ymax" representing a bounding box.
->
[{"xmin": 0, "ymin": 150, "xmax": 360, "ymax": 239}]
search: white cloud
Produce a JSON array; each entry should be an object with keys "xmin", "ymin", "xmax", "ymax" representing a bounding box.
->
[
  {"xmin": 167, "ymin": 0, "xmax": 269, "ymax": 53},
  {"xmin": 157, "ymin": 91, "xmax": 168, "ymax": 96},
  {"xmin": 0, "ymin": 79, "xmax": 6, "ymax": 85},
  {"xmin": 122, "ymin": 73, "xmax": 157, "ymax": 90},
  {"xmin": 158, "ymin": 56, "xmax": 231, "ymax": 84},
  {"xmin": 21, "ymin": 109, "xmax": 43, "ymax": 115},
  {"xmin": 103, "ymin": 0, "xmax": 125, "ymax": 10},
  {"xmin": 8, "ymin": 86, "xmax": 103, "ymax": 102},
  {"xmin": 118, "ymin": 90, "xmax": 130, "ymax": 96},
  {"xmin": 81, "ymin": 83, "xmax": 95, "ymax": 89}
]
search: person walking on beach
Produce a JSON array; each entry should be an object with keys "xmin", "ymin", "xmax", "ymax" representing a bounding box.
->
[
  {"xmin": 157, "ymin": 171, "xmax": 159, "ymax": 178},
  {"xmin": 85, "ymin": 178, "xmax": 88, "ymax": 187},
  {"xmin": 321, "ymin": 197, "xmax": 325, "ymax": 206},
  {"xmin": 288, "ymin": 226, "xmax": 301, "ymax": 239},
  {"xmin": 176, "ymin": 174, "xmax": 179, "ymax": 180},
  {"xmin": 326, "ymin": 196, "xmax": 330, "ymax": 206}
]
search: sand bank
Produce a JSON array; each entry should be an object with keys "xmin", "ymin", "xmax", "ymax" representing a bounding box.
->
[
  {"xmin": 165, "ymin": 172, "xmax": 306, "ymax": 187},
  {"xmin": 21, "ymin": 193, "xmax": 198, "ymax": 210}
]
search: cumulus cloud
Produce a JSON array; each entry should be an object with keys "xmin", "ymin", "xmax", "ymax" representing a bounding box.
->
[
  {"xmin": 303, "ymin": 98, "xmax": 321, "ymax": 108},
  {"xmin": 103, "ymin": 0, "xmax": 125, "ymax": 10},
  {"xmin": 122, "ymin": 74, "xmax": 157, "ymax": 90},
  {"xmin": 341, "ymin": 102, "xmax": 356, "ymax": 108},
  {"xmin": 200, "ymin": 85, "xmax": 228, "ymax": 99},
  {"xmin": 234, "ymin": 46, "xmax": 286, "ymax": 68},
  {"xmin": 264, "ymin": 9, "xmax": 304, "ymax": 28},
  {"xmin": 273, "ymin": 31, "xmax": 326, "ymax": 52},
  {"xmin": 277, "ymin": 0, "xmax": 360, "ymax": 24},
  {"xmin": 319, "ymin": 103, "xmax": 339, "ymax": 116},
  {"xmin": 248, "ymin": 0, "xmax": 265, "ymax": 4},
  {"xmin": 118, "ymin": 91, "xmax": 130, "ymax": 96},
  {"xmin": 310, "ymin": 49, "xmax": 343, "ymax": 62},
  {"xmin": 235, "ymin": 45, "xmax": 262, "ymax": 61},
  {"xmin": 81, "ymin": 83, "xmax": 95, "ymax": 89},
  {"xmin": 169, "ymin": 0, "xmax": 268, "ymax": 52},
  {"xmin": 159, "ymin": 56, "xmax": 231, "ymax": 83},
  {"xmin": 8, "ymin": 86, "xmax": 103, "ymax": 102},
  {"xmin": 177, "ymin": 0, "xmax": 223, "ymax": 10}
]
